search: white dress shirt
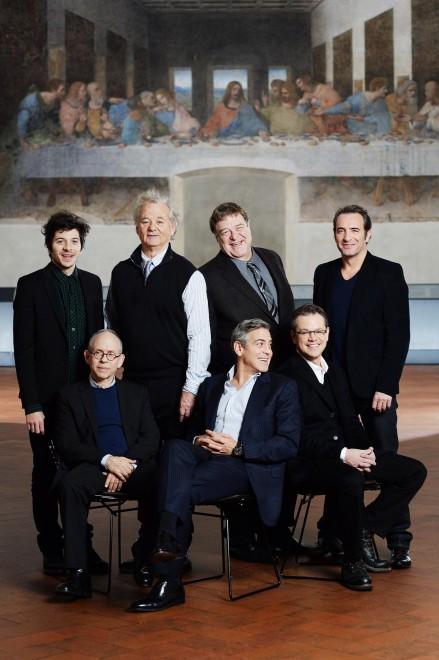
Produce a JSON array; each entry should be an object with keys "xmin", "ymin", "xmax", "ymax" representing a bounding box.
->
[
  {"xmin": 214, "ymin": 366, "xmax": 261, "ymax": 440},
  {"xmin": 142, "ymin": 244, "xmax": 211, "ymax": 395}
]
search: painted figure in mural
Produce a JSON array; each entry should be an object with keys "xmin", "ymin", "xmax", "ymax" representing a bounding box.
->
[
  {"xmin": 13, "ymin": 212, "xmax": 105, "ymax": 577},
  {"xmin": 200, "ymin": 81, "xmax": 268, "ymax": 139},
  {"xmin": 313, "ymin": 205, "xmax": 416, "ymax": 569},
  {"xmin": 85, "ymin": 82, "xmax": 112, "ymax": 140},
  {"xmin": 60, "ymin": 82, "xmax": 88, "ymax": 137},
  {"xmin": 296, "ymin": 74, "xmax": 347, "ymax": 135},
  {"xmin": 318, "ymin": 77, "xmax": 391, "ymax": 137},
  {"xmin": 258, "ymin": 78, "xmax": 285, "ymax": 109},
  {"xmin": 386, "ymin": 80, "xmax": 418, "ymax": 136},
  {"xmin": 413, "ymin": 80, "xmax": 439, "ymax": 134},
  {"xmin": 17, "ymin": 78, "xmax": 65, "ymax": 148},
  {"xmin": 261, "ymin": 81, "xmax": 314, "ymax": 136},
  {"xmin": 153, "ymin": 88, "xmax": 200, "ymax": 137}
]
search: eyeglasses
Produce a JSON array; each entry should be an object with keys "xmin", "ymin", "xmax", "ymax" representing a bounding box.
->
[
  {"xmin": 295, "ymin": 329, "xmax": 327, "ymax": 336},
  {"xmin": 88, "ymin": 350, "xmax": 121, "ymax": 361}
]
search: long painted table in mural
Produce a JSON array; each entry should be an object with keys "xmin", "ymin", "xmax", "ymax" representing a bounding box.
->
[{"xmin": 17, "ymin": 136, "xmax": 439, "ymax": 178}]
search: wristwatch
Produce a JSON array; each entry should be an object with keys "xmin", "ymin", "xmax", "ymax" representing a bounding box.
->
[{"xmin": 232, "ymin": 443, "xmax": 243, "ymax": 457}]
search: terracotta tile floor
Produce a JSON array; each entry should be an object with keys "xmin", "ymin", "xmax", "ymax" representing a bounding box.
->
[{"xmin": 0, "ymin": 366, "xmax": 438, "ymax": 659}]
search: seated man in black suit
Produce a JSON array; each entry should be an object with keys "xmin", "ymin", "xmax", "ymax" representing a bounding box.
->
[
  {"xmin": 129, "ymin": 318, "xmax": 301, "ymax": 612},
  {"xmin": 53, "ymin": 329, "xmax": 160, "ymax": 600},
  {"xmin": 279, "ymin": 304, "xmax": 427, "ymax": 590}
]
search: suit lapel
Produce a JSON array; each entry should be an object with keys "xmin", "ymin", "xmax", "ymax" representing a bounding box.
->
[
  {"xmin": 205, "ymin": 375, "xmax": 227, "ymax": 429},
  {"xmin": 42, "ymin": 265, "xmax": 67, "ymax": 337},
  {"xmin": 116, "ymin": 381, "xmax": 132, "ymax": 445},
  {"xmin": 290, "ymin": 356, "xmax": 335, "ymax": 410},
  {"xmin": 239, "ymin": 373, "xmax": 270, "ymax": 440},
  {"xmin": 349, "ymin": 251, "xmax": 376, "ymax": 311},
  {"xmin": 254, "ymin": 248, "xmax": 285, "ymax": 324},
  {"xmin": 79, "ymin": 381, "xmax": 98, "ymax": 441},
  {"xmin": 216, "ymin": 252, "xmax": 273, "ymax": 320}
]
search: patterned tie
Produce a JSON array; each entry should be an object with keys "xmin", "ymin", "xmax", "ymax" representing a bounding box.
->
[
  {"xmin": 246, "ymin": 262, "xmax": 278, "ymax": 319},
  {"xmin": 142, "ymin": 259, "xmax": 154, "ymax": 282}
]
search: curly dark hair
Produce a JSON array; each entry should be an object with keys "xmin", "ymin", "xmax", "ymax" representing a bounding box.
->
[{"xmin": 42, "ymin": 211, "xmax": 90, "ymax": 252}]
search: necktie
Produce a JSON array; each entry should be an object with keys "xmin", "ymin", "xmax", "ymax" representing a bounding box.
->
[
  {"xmin": 142, "ymin": 260, "xmax": 154, "ymax": 282},
  {"xmin": 246, "ymin": 262, "xmax": 278, "ymax": 319}
]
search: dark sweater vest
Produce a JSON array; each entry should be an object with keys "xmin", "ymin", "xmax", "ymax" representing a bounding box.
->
[
  {"xmin": 92, "ymin": 385, "xmax": 128, "ymax": 456},
  {"xmin": 108, "ymin": 245, "xmax": 195, "ymax": 383}
]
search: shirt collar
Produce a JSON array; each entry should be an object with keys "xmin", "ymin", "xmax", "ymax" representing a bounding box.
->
[
  {"xmin": 141, "ymin": 244, "xmax": 169, "ymax": 267},
  {"xmin": 225, "ymin": 365, "xmax": 261, "ymax": 389},
  {"xmin": 89, "ymin": 375, "xmax": 116, "ymax": 389},
  {"xmin": 299, "ymin": 352, "xmax": 328, "ymax": 381},
  {"xmin": 50, "ymin": 261, "xmax": 78, "ymax": 280}
]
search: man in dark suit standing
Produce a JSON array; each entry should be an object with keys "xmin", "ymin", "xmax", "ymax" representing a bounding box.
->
[
  {"xmin": 279, "ymin": 305, "xmax": 426, "ymax": 588},
  {"xmin": 54, "ymin": 329, "xmax": 160, "ymax": 600},
  {"xmin": 313, "ymin": 204, "xmax": 413, "ymax": 566},
  {"xmin": 13, "ymin": 212, "xmax": 104, "ymax": 575},
  {"xmin": 200, "ymin": 201, "xmax": 295, "ymax": 374},
  {"xmin": 129, "ymin": 319, "xmax": 301, "ymax": 612}
]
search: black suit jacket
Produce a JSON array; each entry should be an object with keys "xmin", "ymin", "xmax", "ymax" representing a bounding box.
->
[
  {"xmin": 186, "ymin": 371, "xmax": 301, "ymax": 526},
  {"xmin": 313, "ymin": 251, "xmax": 410, "ymax": 400},
  {"xmin": 54, "ymin": 380, "xmax": 160, "ymax": 469},
  {"xmin": 13, "ymin": 264, "xmax": 104, "ymax": 411},
  {"xmin": 200, "ymin": 248, "xmax": 295, "ymax": 373},
  {"xmin": 278, "ymin": 354, "xmax": 369, "ymax": 459}
]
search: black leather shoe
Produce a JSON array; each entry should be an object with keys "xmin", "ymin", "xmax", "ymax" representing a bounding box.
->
[
  {"xmin": 134, "ymin": 564, "xmax": 154, "ymax": 588},
  {"xmin": 390, "ymin": 547, "xmax": 411, "ymax": 569},
  {"xmin": 128, "ymin": 579, "xmax": 185, "ymax": 612},
  {"xmin": 361, "ymin": 529, "xmax": 391, "ymax": 572},
  {"xmin": 315, "ymin": 533, "xmax": 344, "ymax": 563},
  {"xmin": 55, "ymin": 569, "xmax": 92, "ymax": 600},
  {"xmin": 151, "ymin": 531, "xmax": 182, "ymax": 563},
  {"xmin": 341, "ymin": 560, "xmax": 373, "ymax": 591},
  {"xmin": 43, "ymin": 554, "xmax": 65, "ymax": 577},
  {"xmin": 88, "ymin": 548, "xmax": 109, "ymax": 575}
]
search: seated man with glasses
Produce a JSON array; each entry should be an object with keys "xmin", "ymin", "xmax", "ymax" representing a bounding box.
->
[
  {"xmin": 52, "ymin": 329, "xmax": 160, "ymax": 600},
  {"xmin": 279, "ymin": 304, "xmax": 426, "ymax": 591}
]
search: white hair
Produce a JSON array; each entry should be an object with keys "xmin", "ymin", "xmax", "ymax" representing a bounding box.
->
[{"xmin": 133, "ymin": 188, "xmax": 180, "ymax": 230}]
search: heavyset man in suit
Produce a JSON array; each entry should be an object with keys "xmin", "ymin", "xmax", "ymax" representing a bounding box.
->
[
  {"xmin": 53, "ymin": 330, "xmax": 160, "ymax": 600},
  {"xmin": 13, "ymin": 212, "xmax": 104, "ymax": 576},
  {"xmin": 279, "ymin": 305, "xmax": 426, "ymax": 590},
  {"xmin": 129, "ymin": 319, "xmax": 301, "ymax": 612},
  {"xmin": 200, "ymin": 201, "xmax": 295, "ymax": 374},
  {"xmin": 313, "ymin": 204, "xmax": 414, "ymax": 565}
]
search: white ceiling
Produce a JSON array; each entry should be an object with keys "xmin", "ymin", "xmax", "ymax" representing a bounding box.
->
[{"xmin": 134, "ymin": 0, "xmax": 322, "ymax": 13}]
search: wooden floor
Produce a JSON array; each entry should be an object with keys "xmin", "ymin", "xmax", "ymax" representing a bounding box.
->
[{"xmin": 0, "ymin": 366, "xmax": 438, "ymax": 660}]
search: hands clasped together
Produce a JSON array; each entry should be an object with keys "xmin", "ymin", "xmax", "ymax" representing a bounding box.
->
[
  {"xmin": 103, "ymin": 456, "xmax": 137, "ymax": 493},
  {"xmin": 195, "ymin": 429, "xmax": 238, "ymax": 456}
]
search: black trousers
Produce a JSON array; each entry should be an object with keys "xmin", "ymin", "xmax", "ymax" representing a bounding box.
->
[
  {"xmin": 58, "ymin": 460, "xmax": 158, "ymax": 569},
  {"xmin": 354, "ymin": 397, "xmax": 399, "ymax": 454},
  {"xmin": 318, "ymin": 453, "xmax": 427, "ymax": 550},
  {"xmin": 29, "ymin": 407, "xmax": 63, "ymax": 556},
  {"xmin": 286, "ymin": 458, "xmax": 364, "ymax": 561}
]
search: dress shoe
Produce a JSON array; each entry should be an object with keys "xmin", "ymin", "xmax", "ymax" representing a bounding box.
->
[
  {"xmin": 390, "ymin": 547, "xmax": 412, "ymax": 569},
  {"xmin": 88, "ymin": 547, "xmax": 109, "ymax": 575},
  {"xmin": 55, "ymin": 569, "xmax": 92, "ymax": 600},
  {"xmin": 151, "ymin": 531, "xmax": 182, "ymax": 563},
  {"xmin": 129, "ymin": 579, "xmax": 185, "ymax": 612},
  {"xmin": 341, "ymin": 560, "xmax": 373, "ymax": 591},
  {"xmin": 43, "ymin": 553, "xmax": 65, "ymax": 577},
  {"xmin": 361, "ymin": 529, "xmax": 391, "ymax": 572},
  {"xmin": 134, "ymin": 563, "xmax": 153, "ymax": 588}
]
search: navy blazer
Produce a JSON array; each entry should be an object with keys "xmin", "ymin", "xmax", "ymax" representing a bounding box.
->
[
  {"xmin": 186, "ymin": 371, "xmax": 301, "ymax": 526},
  {"xmin": 200, "ymin": 248, "xmax": 295, "ymax": 373},
  {"xmin": 54, "ymin": 380, "xmax": 160, "ymax": 469},
  {"xmin": 313, "ymin": 251, "xmax": 410, "ymax": 399}
]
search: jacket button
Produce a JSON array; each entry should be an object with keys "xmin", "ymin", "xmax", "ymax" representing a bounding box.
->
[
  {"xmin": 333, "ymin": 435, "xmax": 339, "ymax": 441},
  {"xmin": 329, "ymin": 412, "xmax": 335, "ymax": 418}
]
